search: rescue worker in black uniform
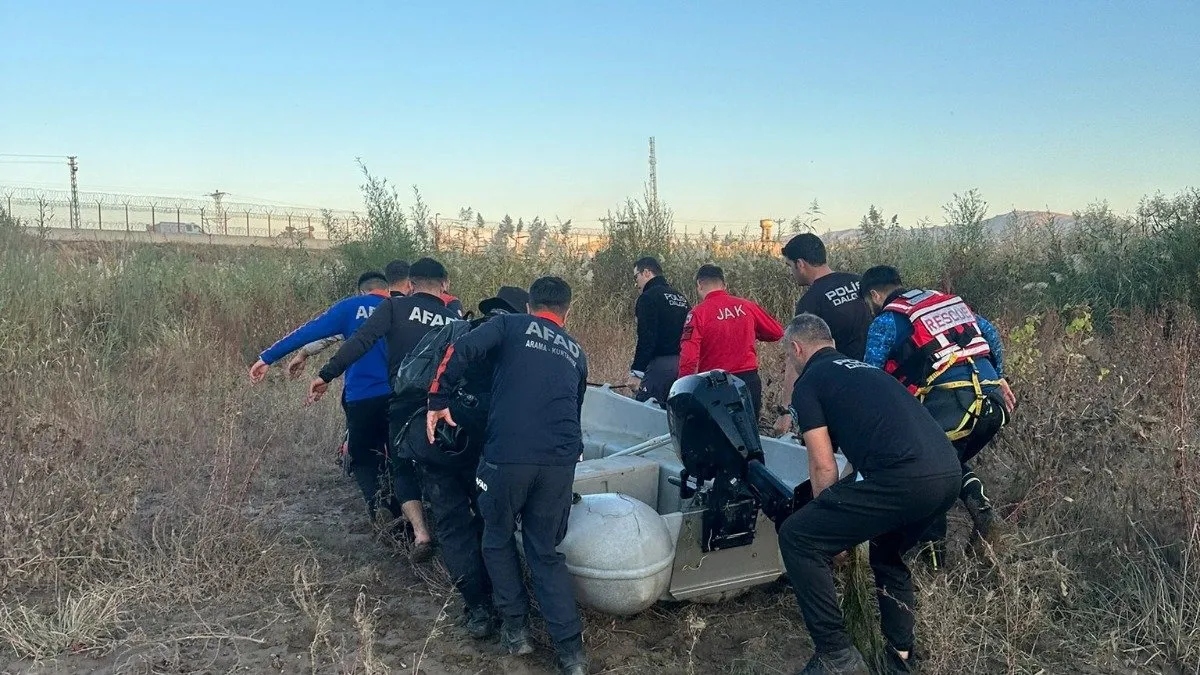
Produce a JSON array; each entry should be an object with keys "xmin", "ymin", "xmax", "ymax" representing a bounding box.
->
[
  {"xmin": 426, "ymin": 277, "xmax": 589, "ymax": 675},
  {"xmin": 774, "ymin": 233, "xmax": 874, "ymax": 435},
  {"xmin": 778, "ymin": 314, "xmax": 961, "ymax": 674},
  {"xmin": 394, "ymin": 286, "xmax": 531, "ymax": 641},
  {"xmin": 309, "ymin": 257, "xmax": 461, "ymax": 563},
  {"xmin": 627, "ymin": 256, "xmax": 691, "ymax": 405}
]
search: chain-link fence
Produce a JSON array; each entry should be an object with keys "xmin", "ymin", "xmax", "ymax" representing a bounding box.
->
[
  {"xmin": 2, "ymin": 186, "xmax": 784, "ymax": 253},
  {"xmin": 1, "ymin": 187, "xmax": 353, "ymax": 240}
]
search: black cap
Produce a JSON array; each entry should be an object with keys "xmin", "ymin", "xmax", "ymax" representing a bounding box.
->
[
  {"xmin": 356, "ymin": 270, "xmax": 386, "ymax": 288},
  {"xmin": 479, "ymin": 286, "xmax": 530, "ymax": 315}
]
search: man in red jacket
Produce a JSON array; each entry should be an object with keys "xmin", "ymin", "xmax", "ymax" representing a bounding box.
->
[{"xmin": 679, "ymin": 264, "xmax": 784, "ymax": 419}]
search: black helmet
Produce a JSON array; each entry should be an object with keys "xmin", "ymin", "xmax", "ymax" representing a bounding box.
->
[
  {"xmin": 395, "ymin": 403, "xmax": 478, "ymax": 470},
  {"xmin": 666, "ymin": 370, "xmax": 763, "ymax": 484},
  {"xmin": 431, "ymin": 418, "xmax": 473, "ymax": 458}
]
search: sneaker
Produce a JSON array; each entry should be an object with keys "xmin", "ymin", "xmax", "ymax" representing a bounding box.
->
[
  {"xmin": 555, "ymin": 633, "xmax": 588, "ymax": 675},
  {"xmin": 797, "ymin": 647, "xmax": 869, "ymax": 674},
  {"xmin": 884, "ymin": 646, "xmax": 920, "ymax": 673},
  {"xmin": 499, "ymin": 617, "xmax": 534, "ymax": 656},
  {"xmin": 463, "ymin": 604, "xmax": 498, "ymax": 640}
]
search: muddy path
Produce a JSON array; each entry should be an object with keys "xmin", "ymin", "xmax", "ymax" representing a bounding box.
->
[{"xmin": 6, "ymin": 444, "xmax": 814, "ymax": 675}]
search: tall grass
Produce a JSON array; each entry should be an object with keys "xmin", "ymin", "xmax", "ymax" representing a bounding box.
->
[{"xmin": 1, "ymin": 183, "xmax": 1198, "ymax": 673}]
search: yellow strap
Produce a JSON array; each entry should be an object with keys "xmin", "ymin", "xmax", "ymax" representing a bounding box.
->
[{"xmin": 921, "ymin": 357, "xmax": 988, "ymax": 441}]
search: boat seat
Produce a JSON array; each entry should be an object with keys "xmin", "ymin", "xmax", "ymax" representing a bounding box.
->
[{"xmin": 573, "ymin": 456, "xmax": 660, "ymax": 510}]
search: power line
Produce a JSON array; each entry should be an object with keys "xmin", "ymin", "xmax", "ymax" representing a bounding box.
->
[{"xmin": 0, "ymin": 153, "xmax": 65, "ymax": 159}]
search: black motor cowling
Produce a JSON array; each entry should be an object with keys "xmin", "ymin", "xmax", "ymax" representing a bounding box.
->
[
  {"xmin": 666, "ymin": 370, "xmax": 763, "ymax": 486},
  {"xmin": 666, "ymin": 371, "xmax": 810, "ymax": 548}
]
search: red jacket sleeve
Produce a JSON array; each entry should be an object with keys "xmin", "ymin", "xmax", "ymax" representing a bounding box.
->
[
  {"xmin": 751, "ymin": 302, "xmax": 784, "ymax": 342},
  {"xmin": 678, "ymin": 308, "xmax": 702, "ymax": 376}
]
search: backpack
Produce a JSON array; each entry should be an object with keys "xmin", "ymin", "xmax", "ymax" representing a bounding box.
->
[{"xmin": 391, "ymin": 320, "xmax": 472, "ymax": 406}]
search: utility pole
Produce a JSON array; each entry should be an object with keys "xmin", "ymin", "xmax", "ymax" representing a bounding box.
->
[
  {"xmin": 68, "ymin": 156, "xmax": 81, "ymax": 229},
  {"xmin": 648, "ymin": 136, "xmax": 658, "ymax": 209},
  {"xmin": 206, "ymin": 190, "xmax": 227, "ymax": 234}
]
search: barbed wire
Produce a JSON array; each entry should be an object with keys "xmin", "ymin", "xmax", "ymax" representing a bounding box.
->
[
  {"xmin": 0, "ymin": 186, "xmax": 790, "ymax": 244},
  {"xmin": 0, "ymin": 186, "xmax": 358, "ymax": 217}
]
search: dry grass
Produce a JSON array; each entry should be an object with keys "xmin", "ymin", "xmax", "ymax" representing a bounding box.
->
[{"xmin": 1, "ymin": 222, "xmax": 1198, "ymax": 674}]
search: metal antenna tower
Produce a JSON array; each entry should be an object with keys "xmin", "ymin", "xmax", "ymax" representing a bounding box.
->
[
  {"xmin": 68, "ymin": 156, "xmax": 81, "ymax": 229},
  {"xmin": 206, "ymin": 189, "xmax": 227, "ymax": 233},
  {"xmin": 648, "ymin": 136, "xmax": 658, "ymax": 208}
]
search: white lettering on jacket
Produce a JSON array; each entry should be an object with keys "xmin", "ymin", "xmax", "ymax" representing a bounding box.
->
[
  {"xmin": 716, "ymin": 305, "xmax": 747, "ymax": 321},
  {"xmin": 524, "ymin": 320, "xmax": 582, "ymax": 358},
  {"xmin": 825, "ymin": 282, "xmax": 861, "ymax": 307},
  {"xmin": 408, "ymin": 306, "xmax": 453, "ymax": 327},
  {"xmin": 355, "ymin": 304, "xmax": 378, "ymax": 320},
  {"xmin": 664, "ymin": 293, "xmax": 689, "ymax": 308}
]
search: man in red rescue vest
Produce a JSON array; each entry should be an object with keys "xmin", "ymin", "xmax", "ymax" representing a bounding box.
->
[
  {"xmin": 860, "ymin": 265, "xmax": 1016, "ymax": 568},
  {"xmin": 679, "ymin": 264, "xmax": 784, "ymax": 420}
]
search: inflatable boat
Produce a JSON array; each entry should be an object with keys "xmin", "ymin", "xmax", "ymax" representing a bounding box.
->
[{"xmin": 559, "ymin": 384, "xmax": 850, "ymax": 616}]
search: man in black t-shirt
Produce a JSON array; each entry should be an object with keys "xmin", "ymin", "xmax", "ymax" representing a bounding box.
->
[
  {"xmin": 774, "ymin": 234, "xmax": 875, "ymax": 435},
  {"xmin": 777, "ymin": 313, "xmax": 960, "ymax": 674}
]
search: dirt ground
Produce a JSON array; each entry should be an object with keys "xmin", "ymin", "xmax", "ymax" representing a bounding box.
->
[{"xmin": 4, "ymin": 434, "xmax": 828, "ymax": 675}]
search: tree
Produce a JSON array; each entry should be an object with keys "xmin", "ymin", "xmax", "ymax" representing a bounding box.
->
[
  {"xmin": 527, "ymin": 216, "xmax": 549, "ymax": 254},
  {"xmin": 492, "ymin": 214, "xmax": 515, "ymax": 251},
  {"xmin": 940, "ymin": 189, "xmax": 990, "ymax": 295},
  {"xmin": 943, "ymin": 189, "xmax": 988, "ymax": 253},
  {"xmin": 591, "ymin": 185, "xmax": 675, "ymax": 300},
  {"xmin": 333, "ymin": 160, "xmax": 419, "ymax": 289},
  {"xmin": 409, "ymin": 186, "xmax": 431, "ymax": 249}
]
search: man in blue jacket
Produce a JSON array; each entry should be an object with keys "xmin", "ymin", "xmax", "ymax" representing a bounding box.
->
[
  {"xmin": 859, "ymin": 265, "xmax": 1017, "ymax": 567},
  {"xmin": 248, "ymin": 271, "xmax": 401, "ymax": 523},
  {"xmin": 311, "ymin": 258, "xmax": 462, "ymax": 563},
  {"xmin": 425, "ymin": 277, "xmax": 590, "ymax": 675}
]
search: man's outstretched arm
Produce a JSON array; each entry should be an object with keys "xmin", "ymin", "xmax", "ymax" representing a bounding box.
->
[{"xmin": 250, "ymin": 303, "xmax": 344, "ymax": 383}]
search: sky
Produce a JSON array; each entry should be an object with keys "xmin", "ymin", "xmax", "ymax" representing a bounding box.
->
[{"xmin": 2, "ymin": 1, "xmax": 1198, "ymax": 233}]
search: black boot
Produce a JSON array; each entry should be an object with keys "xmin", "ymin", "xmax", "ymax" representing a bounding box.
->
[
  {"xmin": 462, "ymin": 604, "xmax": 498, "ymax": 639},
  {"xmin": 554, "ymin": 633, "xmax": 588, "ymax": 675},
  {"xmin": 961, "ymin": 472, "xmax": 995, "ymax": 540},
  {"xmin": 499, "ymin": 615, "xmax": 534, "ymax": 656},
  {"xmin": 796, "ymin": 646, "xmax": 869, "ymax": 674}
]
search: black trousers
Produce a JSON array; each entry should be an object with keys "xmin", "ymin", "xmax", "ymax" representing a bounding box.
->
[
  {"xmin": 778, "ymin": 472, "xmax": 959, "ymax": 654},
  {"xmin": 921, "ymin": 390, "xmax": 1008, "ymax": 542},
  {"xmin": 343, "ymin": 395, "xmax": 401, "ymax": 518},
  {"xmin": 634, "ymin": 355, "xmax": 680, "ymax": 407},
  {"xmin": 732, "ymin": 369, "xmax": 763, "ymax": 420},
  {"xmin": 420, "ymin": 461, "xmax": 492, "ymax": 608},
  {"xmin": 475, "ymin": 460, "xmax": 581, "ymax": 642},
  {"xmin": 386, "ymin": 408, "xmax": 425, "ymax": 505}
]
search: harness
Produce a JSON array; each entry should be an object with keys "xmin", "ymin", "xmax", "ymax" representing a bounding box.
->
[{"xmin": 882, "ymin": 289, "xmax": 1001, "ymax": 441}]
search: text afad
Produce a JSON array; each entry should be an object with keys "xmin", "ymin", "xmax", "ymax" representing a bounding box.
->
[{"xmin": 524, "ymin": 320, "xmax": 582, "ymax": 359}]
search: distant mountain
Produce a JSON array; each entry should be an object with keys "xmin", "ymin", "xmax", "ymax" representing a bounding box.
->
[{"xmin": 814, "ymin": 210, "xmax": 1076, "ymax": 243}]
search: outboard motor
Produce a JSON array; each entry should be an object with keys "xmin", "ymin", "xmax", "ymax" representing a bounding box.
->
[{"xmin": 667, "ymin": 370, "xmax": 812, "ymax": 552}]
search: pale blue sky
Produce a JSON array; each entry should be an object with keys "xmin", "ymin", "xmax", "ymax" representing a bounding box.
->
[{"xmin": 2, "ymin": 1, "xmax": 1197, "ymax": 232}]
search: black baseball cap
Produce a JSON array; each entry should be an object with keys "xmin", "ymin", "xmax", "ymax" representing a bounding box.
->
[{"xmin": 479, "ymin": 286, "xmax": 530, "ymax": 315}]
